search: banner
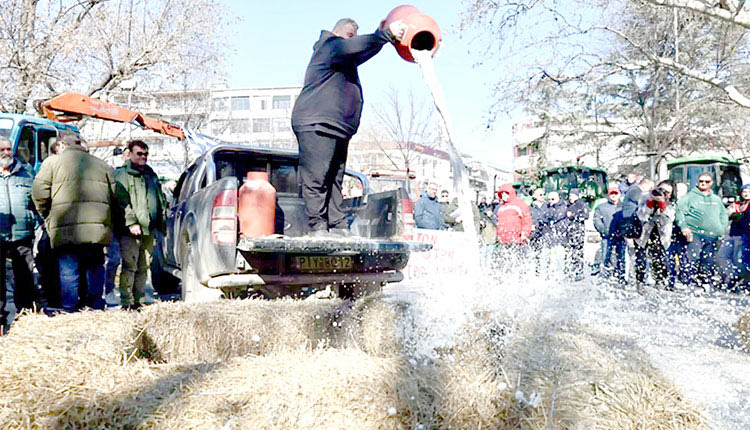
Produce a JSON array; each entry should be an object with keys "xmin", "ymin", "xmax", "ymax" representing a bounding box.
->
[{"xmin": 403, "ymin": 229, "xmax": 481, "ymax": 280}]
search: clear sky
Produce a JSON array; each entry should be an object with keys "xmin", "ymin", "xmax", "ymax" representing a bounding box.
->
[{"xmin": 225, "ymin": 1, "xmax": 516, "ymax": 171}]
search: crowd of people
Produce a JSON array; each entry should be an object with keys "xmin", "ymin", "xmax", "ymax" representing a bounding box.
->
[
  {"xmin": 414, "ymin": 171, "xmax": 749, "ymax": 293},
  {"xmin": 0, "ymin": 132, "xmax": 167, "ymax": 334}
]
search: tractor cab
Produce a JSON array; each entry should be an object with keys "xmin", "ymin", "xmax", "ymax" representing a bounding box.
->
[
  {"xmin": 667, "ymin": 156, "xmax": 742, "ymax": 204},
  {"xmin": 0, "ymin": 113, "xmax": 80, "ymax": 172},
  {"xmin": 540, "ymin": 166, "xmax": 608, "ymax": 206}
]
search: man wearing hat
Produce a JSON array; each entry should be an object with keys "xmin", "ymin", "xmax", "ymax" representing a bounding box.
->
[
  {"xmin": 593, "ymin": 186, "xmax": 626, "ymax": 281},
  {"xmin": 565, "ymin": 188, "xmax": 589, "ymax": 281}
]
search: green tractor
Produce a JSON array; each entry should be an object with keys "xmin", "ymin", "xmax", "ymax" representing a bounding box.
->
[
  {"xmin": 540, "ymin": 165, "xmax": 608, "ymax": 207},
  {"xmin": 667, "ymin": 155, "xmax": 743, "ymax": 204}
]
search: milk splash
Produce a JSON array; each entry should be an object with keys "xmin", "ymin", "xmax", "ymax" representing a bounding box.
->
[{"xmin": 411, "ymin": 48, "xmax": 479, "ymax": 245}]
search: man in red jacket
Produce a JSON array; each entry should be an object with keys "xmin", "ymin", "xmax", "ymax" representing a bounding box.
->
[{"xmin": 495, "ymin": 183, "xmax": 533, "ymax": 245}]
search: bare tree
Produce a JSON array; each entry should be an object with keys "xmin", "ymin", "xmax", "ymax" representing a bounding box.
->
[
  {"xmin": 0, "ymin": 0, "xmax": 232, "ymax": 113},
  {"xmin": 362, "ymin": 87, "xmax": 437, "ymax": 172},
  {"xmin": 460, "ymin": 0, "xmax": 749, "ymax": 174}
]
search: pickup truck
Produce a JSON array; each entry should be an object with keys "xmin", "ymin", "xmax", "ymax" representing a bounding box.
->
[{"xmin": 162, "ymin": 144, "xmax": 430, "ymax": 301}]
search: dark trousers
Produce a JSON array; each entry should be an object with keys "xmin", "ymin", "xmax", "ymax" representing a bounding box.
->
[
  {"xmin": 601, "ymin": 237, "xmax": 626, "ymax": 282},
  {"xmin": 565, "ymin": 241, "xmax": 585, "ymax": 279},
  {"xmin": 296, "ymin": 131, "xmax": 349, "ymax": 231},
  {"xmin": 634, "ymin": 231, "xmax": 669, "ymax": 287},
  {"xmin": 1, "ymin": 238, "xmax": 38, "ymax": 326},
  {"xmin": 683, "ymin": 233, "xmax": 720, "ymax": 290},
  {"xmin": 36, "ymin": 229, "xmax": 60, "ymax": 308},
  {"xmin": 667, "ymin": 235, "xmax": 689, "ymax": 287}
]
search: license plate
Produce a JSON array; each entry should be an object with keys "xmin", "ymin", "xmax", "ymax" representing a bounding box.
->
[{"xmin": 293, "ymin": 256, "xmax": 354, "ymax": 272}]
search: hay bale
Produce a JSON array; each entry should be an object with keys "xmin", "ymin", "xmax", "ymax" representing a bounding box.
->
[
  {"xmin": 134, "ymin": 299, "xmax": 345, "ymax": 363},
  {"xmin": 493, "ymin": 321, "xmax": 710, "ymax": 429},
  {"xmin": 738, "ymin": 308, "xmax": 750, "ymax": 351},
  {"xmin": 0, "ymin": 299, "xmax": 711, "ymax": 429},
  {"xmin": 143, "ymin": 349, "xmax": 441, "ymax": 430}
]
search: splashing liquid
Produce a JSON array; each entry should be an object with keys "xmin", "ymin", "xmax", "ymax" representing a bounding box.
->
[{"xmin": 411, "ymin": 49, "xmax": 479, "ymax": 248}]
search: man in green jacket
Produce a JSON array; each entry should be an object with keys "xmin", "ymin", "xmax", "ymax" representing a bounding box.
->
[
  {"xmin": 114, "ymin": 140, "xmax": 166, "ymax": 309},
  {"xmin": 675, "ymin": 173, "xmax": 728, "ymax": 290},
  {"xmin": 32, "ymin": 131, "xmax": 117, "ymax": 313}
]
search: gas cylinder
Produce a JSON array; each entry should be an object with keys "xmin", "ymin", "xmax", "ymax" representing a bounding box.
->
[
  {"xmin": 381, "ymin": 5, "xmax": 441, "ymax": 63},
  {"xmin": 238, "ymin": 171, "xmax": 276, "ymax": 238}
]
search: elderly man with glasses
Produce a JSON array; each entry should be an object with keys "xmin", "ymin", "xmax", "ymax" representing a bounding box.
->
[{"xmin": 675, "ymin": 173, "xmax": 728, "ymax": 292}]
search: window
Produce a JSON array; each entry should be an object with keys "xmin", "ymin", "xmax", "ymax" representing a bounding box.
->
[
  {"xmin": 231, "ymin": 96, "xmax": 250, "ymax": 111},
  {"xmin": 255, "ymin": 97, "xmax": 268, "ymax": 110},
  {"xmin": 16, "ymin": 126, "xmax": 34, "ymax": 165},
  {"xmin": 273, "ymin": 118, "xmax": 291, "ymax": 133},
  {"xmin": 38, "ymin": 129, "xmax": 57, "ymax": 161},
  {"xmin": 0, "ymin": 118, "xmax": 12, "ymax": 139},
  {"xmin": 272, "ymin": 95, "xmax": 291, "ymax": 110},
  {"xmin": 253, "ymin": 118, "xmax": 271, "ymax": 133},
  {"xmin": 271, "ymin": 164, "xmax": 298, "ymax": 194},
  {"xmin": 230, "ymin": 119, "xmax": 250, "ymax": 134},
  {"xmin": 212, "ymin": 97, "xmax": 229, "ymax": 111}
]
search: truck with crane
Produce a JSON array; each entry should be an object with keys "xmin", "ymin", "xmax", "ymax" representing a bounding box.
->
[{"xmin": 1, "ymin": 93, "xmax": 429, "ymax": 301}]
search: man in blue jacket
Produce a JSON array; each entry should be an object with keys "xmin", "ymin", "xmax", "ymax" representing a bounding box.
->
[
  {"xmin": 414, "ymin": 182, "xmax": 446, "ymax": 230},
  {"xmin": 0, "ymin": 137, "xmax": 41, "ymax": 334},
  {"xmin": 291, "ymin": 17, "xmax": 406, "ymax": 237}
]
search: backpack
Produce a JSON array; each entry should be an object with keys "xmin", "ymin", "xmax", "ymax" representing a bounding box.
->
[{"xmin": 620, "ymin": 213, "xmax": 642, "ymax": 239}]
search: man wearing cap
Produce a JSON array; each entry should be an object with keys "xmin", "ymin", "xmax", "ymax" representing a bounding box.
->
[
  {"xmin": 565, "ymin": 189, "xmax": 589, "ymax": 281},
  {"xmin": 719, "ymin": 184, "xmax": 750, "ymax": 291},
  {"xmin": 32, "ymin": 130, "xmax": 118, "ymax": 312},
  {"xmin": 675, "ymin": 173, "xmax": 728, "ymax": 291},
  {"xmin": 593, "ymin": 186, "xmax": 626, "ymax": 281}
]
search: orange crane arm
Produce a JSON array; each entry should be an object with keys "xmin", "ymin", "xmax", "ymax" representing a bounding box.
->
[{"xmin": 37, "ymin": 92, "xmax": 185, "ymax": 140}]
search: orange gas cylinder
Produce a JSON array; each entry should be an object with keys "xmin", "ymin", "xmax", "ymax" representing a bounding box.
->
[
  {"xmin": 238, "ymin": 171, "xmax": 276, "ymax": 238},
  {"xmin": 381, "ymin": 5, "xmax": 441, "ymax": 63}
]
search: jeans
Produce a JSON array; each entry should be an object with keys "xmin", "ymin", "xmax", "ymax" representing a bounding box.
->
[
  {"xmin": 683, "ymin": 233, "xmax": 720, "ymax": 290},
  {"xmin": 58, "ymin": 244, "xmax": 105, "ymax": 312},
  {"xmin": 104, "ymin": 232, "xmax": 121, "ymax": 296},
  {"xmin": 601, "ymin": 237, "xmax": 626, "ymax": 282},
  {"xmin": 717, "ymin": 235, "xmax": 748, "ymax": 290}
]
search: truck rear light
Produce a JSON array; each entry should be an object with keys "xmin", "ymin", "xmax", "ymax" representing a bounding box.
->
[
  {"xmin": 211, "ymin": 190, "xmax": 237, "ymax": 245},
  {"xmin": 400, "ymin": 197, "xmax": 415, "ymax": 235}
]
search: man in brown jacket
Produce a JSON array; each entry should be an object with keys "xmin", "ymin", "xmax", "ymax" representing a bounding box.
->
[{"xmin": 32, "ymin": 131, "xmax": 118, "ymax": 312}]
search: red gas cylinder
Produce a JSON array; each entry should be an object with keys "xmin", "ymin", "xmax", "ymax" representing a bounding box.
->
[
  {"xmin": 238, "ymin": 171, "xmax": 276, "ymax": 238},
  {"xmin": 381, "ymin": 5, "xmax": 441, "ymax": 63}
]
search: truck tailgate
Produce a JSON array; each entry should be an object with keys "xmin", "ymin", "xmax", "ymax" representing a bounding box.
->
[{"xmin": 237, "ymin": 236, "xmax": 433, "ymax": 254}]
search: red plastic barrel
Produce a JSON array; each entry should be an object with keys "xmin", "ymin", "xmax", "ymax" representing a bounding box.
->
[
  {"xmin": 381, "ymin": 5, "xmax": 441, "ymax": 63},
  {"xmin": 238, "ymin": 171, "xmax": 276, "ymax": 238}
]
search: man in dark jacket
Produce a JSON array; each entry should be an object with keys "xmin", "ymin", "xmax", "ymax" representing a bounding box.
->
[
  {"xmin": 414, "ymin": 182, "xmax": 446, "ymax": 230},
  {"xmin": 0, "ymin": 137, "xmax": 41, "ymax": 333},
  {"xmin": 114, "ymin": 141, "xmax": 166, "ymax": 310},
  {"xmin": 541, "ymin": 191, "xmax": 568, "ymax": 277},
  {"xmin": 565, "ymin": 189, "xmax": 589, "ymax": 280},
  {"xmin": 291, "ymin": 17, "xmax": 406, "ymax": 236},
  {"xmin": 593, "ymin": 186, "xmax": 626, "ymax": 281},
  {"xmin": 32, "ymin": 131, "xmax": 117, "ymax": 313}
]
